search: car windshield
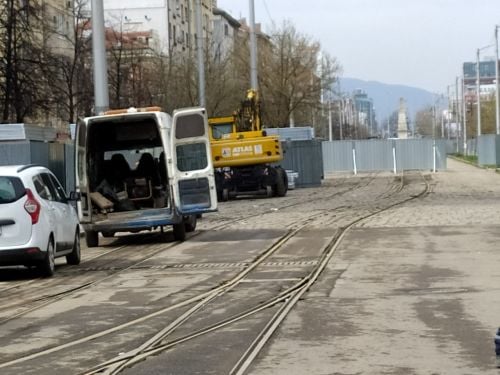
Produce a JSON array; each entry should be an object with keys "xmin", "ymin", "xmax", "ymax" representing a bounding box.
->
[{"xmin": 0, "ymin": 176, "xmax": 25, "ymax": 204}]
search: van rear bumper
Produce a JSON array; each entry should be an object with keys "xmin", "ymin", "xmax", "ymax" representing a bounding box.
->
[{"xmin": 81, "ymin": 208, "xmax": 181, "ymax": 233}]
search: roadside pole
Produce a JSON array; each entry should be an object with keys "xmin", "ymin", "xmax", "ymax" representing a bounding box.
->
[
  {"xmin": 91, "ymin": 0, "xmax": 109, "ymax": 114},
  {"xmin": 195, "ymin": 0, "xmax": 206, "ymax": 107}
]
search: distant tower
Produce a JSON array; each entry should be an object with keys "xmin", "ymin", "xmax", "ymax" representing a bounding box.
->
[{"xmin": 397, "ymin": 98, "xmax": 409, "ymax": 139}]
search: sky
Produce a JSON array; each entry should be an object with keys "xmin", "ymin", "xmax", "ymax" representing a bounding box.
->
[{"xmin": 217, "ymin": 0, "xmax": 500, "ymax": 94}]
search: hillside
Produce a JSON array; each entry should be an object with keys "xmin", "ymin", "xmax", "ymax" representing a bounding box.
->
[{"xmin": 339, "ymin": 78, "xmax": 439, "ymax": 124}]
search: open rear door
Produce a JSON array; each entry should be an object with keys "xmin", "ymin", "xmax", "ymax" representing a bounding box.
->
[
  {"xmin": 75, "ymin": 118, "xmax": 92, "ymax": 223},
  {"xmin": 170, "ymin": 108, "xmax": 217, "ymax": 215}
]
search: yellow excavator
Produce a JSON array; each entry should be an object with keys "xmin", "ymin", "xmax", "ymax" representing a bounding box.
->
[{"xmin": 208, "ymin": 89, "xmax": 287, "ymax": 201}]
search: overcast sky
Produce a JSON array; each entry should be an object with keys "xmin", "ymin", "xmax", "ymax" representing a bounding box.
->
[{"xmin": 217, "ymin": 0, "xmax": 500, "ymax": 94}]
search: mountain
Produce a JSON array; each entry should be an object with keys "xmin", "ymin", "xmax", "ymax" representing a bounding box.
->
[{"xmin": 339, "ymin": 78, "xmax": 439, "ymax": 124}]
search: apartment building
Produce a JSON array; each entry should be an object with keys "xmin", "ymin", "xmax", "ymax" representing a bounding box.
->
[
  {"xmin": 212, "ymin": 7, "xmax": 240, "ymax": 61},
  {"xmin": 101, "ymin": 0, "xmax": 217, "ymax": 55}
]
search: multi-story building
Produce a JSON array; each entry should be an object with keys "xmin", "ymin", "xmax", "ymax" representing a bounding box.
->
[
  {"xmin": 353, "ymin": 89, "xmax": 376, "ymax": 134},
  {"xmin": 100, "ymin": 0, "xmax": 217, "ymax": 55},
  {"xmin": 212, "ymin": 7, "xmax": 240, "ymax": 61},
  {"xmin": 463, "ymin": 59, "xmax": 499, "ymax": 102},
  {"xmin": 0, "ymin": 0, "xmax": 74, "ymax": 57}
]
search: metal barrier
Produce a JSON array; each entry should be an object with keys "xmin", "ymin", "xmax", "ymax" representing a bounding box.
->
[
  {"xmin": 0, "ymin": 141, "xmax": 74, "ymax": 193},
  {"xmin": 322, "ymin": 139, "xmax": 447, "ymax": 175}
]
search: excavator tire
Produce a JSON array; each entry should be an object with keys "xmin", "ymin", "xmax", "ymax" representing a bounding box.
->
[
  {"xmin": 221, "ymin": 188, "xmax": 229, "ymax": 202},
  {"xmin": 274, "ymin": 167, "xmax": 287, "ymax": 197}
]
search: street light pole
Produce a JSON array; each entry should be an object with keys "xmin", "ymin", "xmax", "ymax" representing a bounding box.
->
[
  {"xmin": 495, "ymin": 25, "xmax": 499, "ymax": 135},
  {"xmin": 91, "ymin": 0, "xmax": 109, "ymax": 114},
  {"xmin": 462, "ymin": 77, "xmax": 467, "ymax": 154},
  {"xmin": 476, "ymin": 48, "xmax": 482, "ymax": 137},
  {"xmin": 249, "ymin": 0, "xmax": 258, "ymax": 91},
  {"xmin": 455, "ymin": 77, "xmax": 460, "ymax": 152},
  {"xmin": 195, "ymin": 0, "xmax": 205, "ymax": 107}
]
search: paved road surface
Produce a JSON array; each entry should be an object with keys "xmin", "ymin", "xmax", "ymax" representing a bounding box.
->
[{"xmin": 251, "ymin": 158, "xmax": 500, "ymax": 375}]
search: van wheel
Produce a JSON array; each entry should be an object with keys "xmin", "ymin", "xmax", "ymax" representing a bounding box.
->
[
  {"xmin": 39, "ymin": 238, "xmax": 55, "ymax": 277},
  {"xmin": 184, "ymin": 215, "xmax": 197, "ymax": 232},
  {"xmin": 85, "ymin": 230, "xmax": 99, "ymax": 248},
  {"xmin": 66, "ymin": 229, "xmax": 81, "ymax": 265},
  {"xmin": 173, "ymin": 223, "xmax": 186, "ymax": 241}
]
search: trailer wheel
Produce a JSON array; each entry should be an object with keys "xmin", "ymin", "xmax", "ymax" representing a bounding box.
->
[
  {"xmin": 173, "ymin": 222, "xmax": 186, "ymax": 241},
  {"xmin": 275, "ymin": 167, "xmax": 287, "ymax": 197}
]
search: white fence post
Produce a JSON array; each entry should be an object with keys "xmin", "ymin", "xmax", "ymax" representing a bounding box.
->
[
  {"xmin": 352, "ymin": 141, "xmax": 357, "ymax": 175},
  {"xmin": 392, "ymin": 140, "xmax": 397, "ymax": 174},
  {"xmin": 433, "ymin": 140, "xmax": 436, "ymax": 173}
]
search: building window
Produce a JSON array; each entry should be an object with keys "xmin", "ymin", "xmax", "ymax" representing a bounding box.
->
[{"xmin": 224, "ymin": 24, "xmax": 229, "ymax": 36}]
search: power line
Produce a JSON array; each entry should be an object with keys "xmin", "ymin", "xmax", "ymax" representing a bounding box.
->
[{"xmin": 261, "ymin": 0, "xmax": 276, "ymax": 29}]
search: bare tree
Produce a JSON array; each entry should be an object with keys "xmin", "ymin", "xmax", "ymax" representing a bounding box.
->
[
  {"xmin": 42, "ymin": 0, "xmax": 94, "ymax": 123},
  {"xmin": 415, "ymin": 106, "xmax": 435, "ymax": 137},
  {"xmin": 0, "ymin": 0, "xmax": 48, "ymax": 123},
  {"xmin": 257, "ymin": 21, "xmax": 340, "ymax": 127},
  {"xmin": 205, "ymin": 38, "xmax": 246, "ymax": 116}
]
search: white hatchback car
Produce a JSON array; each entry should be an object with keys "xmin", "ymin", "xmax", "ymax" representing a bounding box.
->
[{"xmin": 0, "ymin": 165, "xmax": 80, "ymax": 276}]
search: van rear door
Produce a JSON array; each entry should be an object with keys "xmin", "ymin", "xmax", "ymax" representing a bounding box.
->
[
  {"xmin": 75, "ymin": 118, "xmax": 92, "ymax": 223},
  {"xmin": 170, "ymin": 108, "xmax": 217, "ymax": 214}
]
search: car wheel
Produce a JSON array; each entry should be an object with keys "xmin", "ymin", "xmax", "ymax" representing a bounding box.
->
[
  {"xmin": 39, "ymin": 238, "xmax": 55, "ymax": 277},
  {"xmin": 102, "ymin": 231, "xmax": 115, "ymax": 238},
  {"xmin": 66, "ymin": 229, "xmax": 81, "ymax": 265},
  {"xmin": 173, "ymin": 222, "xmax": 186, "ymax": 241},
  {"xmin": 184, "ymin": 215, "xmax": 197, "ymax": 232},
  {"xmin": 85, "ymin": 230, "xmax": 99, "ymax": 248}
]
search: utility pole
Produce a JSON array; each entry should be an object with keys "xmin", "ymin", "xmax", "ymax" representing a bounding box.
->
[
  {"xmin": 462, "ymin": 77, "xmax": 467, "ymax": 154},
  {"xmin": 91, "ymin": 0, "xmax": 109, "ymax": 114},
  {"xmin": 477, "ymin": 48, "xmax": 482, "ymax": 137},
  {"xmin": 455, "ymin": 77, "xmax": 460, "ymax": 152},
  {"xmin": 249, "ymin": 0, "xmax": 258, "ymax": 91},
  {"xmin": 455, "ymin": 77, "xmax": 460, "ymax": 132},
  {"xmin": 195, "ymin": 0, "xmax": 206, "ymax": 107},
  {"xmin": 495, "ymin": 25, "xmax": 499, "ymax": 135}
]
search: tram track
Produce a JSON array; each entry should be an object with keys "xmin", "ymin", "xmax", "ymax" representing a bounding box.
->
[
  {"xmin": 78, "ymin": 173, "xmax": 429, "ymax": 374},
  {"xmin": 0, "ymin": 234, "xmax": 182, "ymax": 325},
  {"xmin": 0, "ymin": 173, "xmax": 422, "ymax": 374}
]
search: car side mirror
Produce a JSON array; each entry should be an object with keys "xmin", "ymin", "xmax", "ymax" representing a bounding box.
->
[{"xmin": 68, "ymin": 191, "xmax": 81, "ymax": 201}]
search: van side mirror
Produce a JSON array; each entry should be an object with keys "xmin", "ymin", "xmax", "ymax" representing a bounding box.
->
[{"xmin": 68, "ymin": 191, "xmax": 81, "ymax": 201}]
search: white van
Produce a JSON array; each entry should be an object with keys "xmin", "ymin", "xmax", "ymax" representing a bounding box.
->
[{"xmin": 75, "ymin": 106, "xmax": 217, "ymax": 247}]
